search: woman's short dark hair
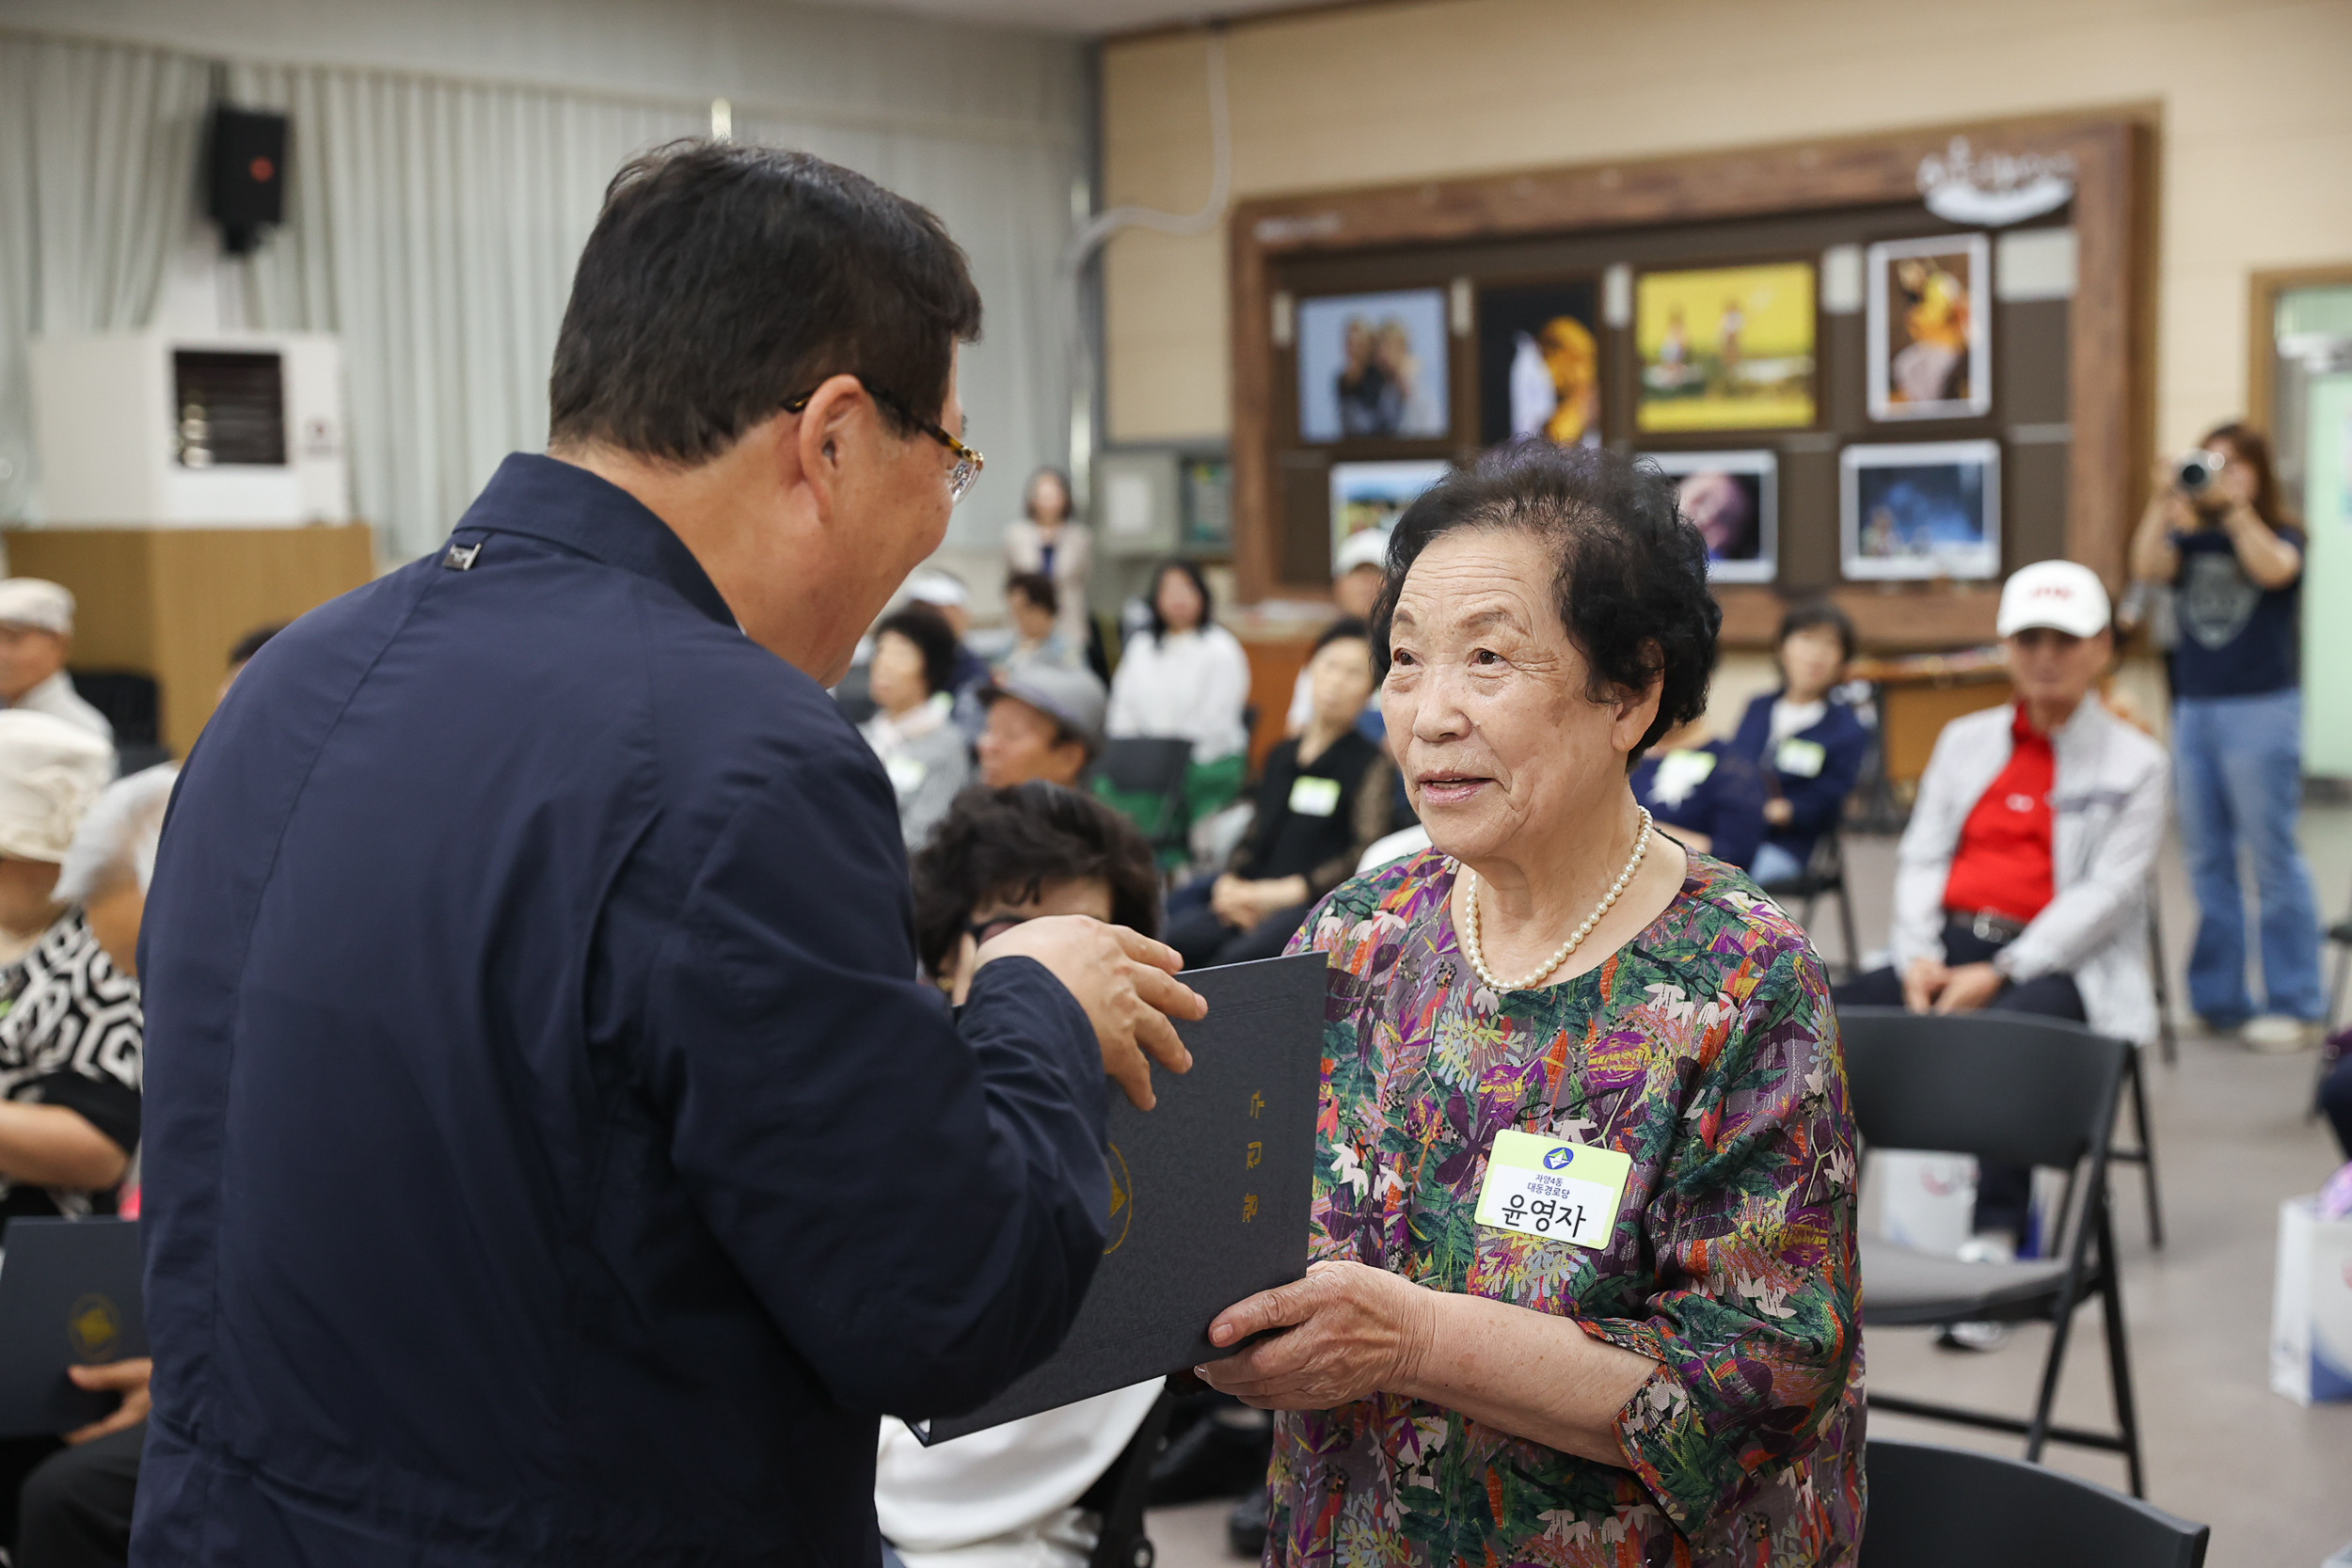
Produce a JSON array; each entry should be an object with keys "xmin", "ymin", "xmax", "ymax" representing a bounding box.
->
[
  {"xmin": 1006, "ymin": 571, "xmax": 1059, "ymax": 620},
  {"xmin": 549, "ymin": 140, "xmax": 982, "ymax": 464},
  {"xmin": 1312, "ymin": 616, "xmax": 1372, "ymax": 656},
  {"xmin": 910, "ymin": 783, "xmax": 1161, "ymax": 979},
  {"xmin": 1374, "ymin": 443, "xmax": 1718, "ymax": 759},
  {"xmin": 874, "ymin": 605, "xmax": 960, "ymax": 699},
  {"xmin": 1775, "ymin": 597, "xmax": 1855, "ymax": 664},
  {"xmin": 1146, "ymin": 559, "xmax": 1215, "ymax": 642}
]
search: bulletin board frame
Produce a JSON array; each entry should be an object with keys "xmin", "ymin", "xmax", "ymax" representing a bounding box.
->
[{"xmin": 1226, "ymin": 108, "xmax": 2156, "ymax": 650}]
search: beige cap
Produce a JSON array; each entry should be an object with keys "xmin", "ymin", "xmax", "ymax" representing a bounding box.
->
[
  {"xmin": 1333, "ymin": 527, "xmax": 1391, "ymax": 577},
  {"xmin": 0, "ymin": 579, "xmax": 74, "ymax": 637},
  {"xmin": 1997, "ymin": 560, "xmax": 2110, "ymax": 639},
  {"xmin": 0, "ymin": 710, "xmax": 113, "ymax": 864}
]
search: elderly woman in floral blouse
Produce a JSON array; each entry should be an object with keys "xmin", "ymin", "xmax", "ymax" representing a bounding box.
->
[{"xmin": 1201, "ymin": 444, "xmax": 1863, "ymax": 1563}]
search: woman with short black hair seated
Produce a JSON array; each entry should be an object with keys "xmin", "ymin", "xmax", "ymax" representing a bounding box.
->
[
  {"xmin": 1163, "ymin": 620, "xmax": 1393, "ymax": 969},
  {"xmin": 861, "ymin": 605, "xmax": 975, "ymax": 850},
  {"xmin": 1728, "ymin": 599, "xmax": 1870, "ymax": 885}
]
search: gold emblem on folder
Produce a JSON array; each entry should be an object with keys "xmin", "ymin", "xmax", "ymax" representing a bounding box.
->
[
  {"xmin": 67, "ymin": 1293, "xmax": 120, "ymax": 1363},
  {"xmin": 1104, "ymin": 1143, "xmax": 1134, "ymax": 1255}
]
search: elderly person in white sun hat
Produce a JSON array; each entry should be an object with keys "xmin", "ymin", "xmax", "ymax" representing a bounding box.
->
[
  {"xmin": 0, "ymin": 579, "xmax": 111, "ymax": 742},
  {"xmin": 1835, "ymin": 558, "xmax": 2167, "ymax": 1264}
]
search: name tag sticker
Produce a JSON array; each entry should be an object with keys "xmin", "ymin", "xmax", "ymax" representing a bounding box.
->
[
  {"xmin": 1775, "ymin": 737, "xmax": 1827, "ymax": 779},
  {"xmin": 1474, "ymin": 1129, "xmax": 1632, "ymax": 1250},
  {"xmin": 1287, "ymin": 776, "xmax": 1343, "ymax": 817},
  {"xmin": 884, "ymin": 756, "xmax": 930, "ymax": 799}
]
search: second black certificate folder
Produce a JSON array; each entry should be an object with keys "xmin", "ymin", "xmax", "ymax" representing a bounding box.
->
[{"xmin": 918, "ymin": 950, "xmax": 1327, "ymax": 1442}]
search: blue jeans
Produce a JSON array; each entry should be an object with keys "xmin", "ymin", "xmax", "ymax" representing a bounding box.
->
[{"xmin": 2172, "ymin": 689, "xmax": 2325, "ymax": 1024}]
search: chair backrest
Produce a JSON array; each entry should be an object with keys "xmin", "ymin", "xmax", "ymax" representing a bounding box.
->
[
  {"xmin": 1837, "ymin": 1006, "xmax": 2127, "ymax": 1173},
  {"xmin": 1861, "ymin": 1438, "xmax": 2209, "ymax": 1567},
  {"xmin": 1097, "ymin": 736, "xmax": 1193, "ymax": 797},
  {"xmin": 1079, "ymin": 1390, "xmax": 1173, "ymax": 1568}
]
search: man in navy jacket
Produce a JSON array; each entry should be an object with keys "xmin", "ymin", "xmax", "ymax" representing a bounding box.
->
[{"xmin": 132, "ymin": 143, "xmax": 1200, "ymax": 1566}]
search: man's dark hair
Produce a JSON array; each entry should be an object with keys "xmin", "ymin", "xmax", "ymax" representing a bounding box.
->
[
  {"xmin": 1006, "ymin": 571, "xmax": 1059, "ymax": 620},
  {"xmin": 1775, "ymin": 597, "xmax": 1855, "ymax": 665},
  {"xmin": 1145, "ymin": 559, "xmax": 1215, "ymax": 642},
  {"xmin": 229, "ymin": 623, "xmax": 287, "ymax": 668},
  {"xmin": 1374, "ymin": 443, "xmax": 1718, "ymax": 761},
  {"xmin": 874, "ymin": 605, "xmax": 960, "ymax": 700},
  {"xmin": 548, "ymin": 140, "xmax": 982, "ymax": 463},
  {"xmin": 909, "ymin": 783, "xmax": 1160, "ymax": 979}
]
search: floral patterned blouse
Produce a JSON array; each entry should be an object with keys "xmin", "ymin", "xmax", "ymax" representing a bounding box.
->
[{"xmin": 1267, "ymin": 849, "xmax": 1864, "ymax": 1565}]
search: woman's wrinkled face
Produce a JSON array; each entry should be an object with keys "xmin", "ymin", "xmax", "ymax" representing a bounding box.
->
[{"xmin": 1382, "ymin": 528, "xmax": 1650, "ymax": 866}]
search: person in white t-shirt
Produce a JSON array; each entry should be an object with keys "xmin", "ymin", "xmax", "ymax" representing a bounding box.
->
[
  {"xmin": 0, "ymin": 580, "xmax": 111, "ymax": 743},
  {"xmin": 1105, "ymin": 561, "xmax": 1252, "ymax": 824}
]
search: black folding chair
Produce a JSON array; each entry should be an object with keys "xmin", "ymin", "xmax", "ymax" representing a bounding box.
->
[
  {"xmin": 1756, "ymin": 826, "xmax": 1861, "ymax": 980},
  {"xmin": 2145, "ymin": 899, "xmax": 2178, "ymax": 1068},
  {"xmin": 1860, "ymin": 1438, "xmax": 2208, "ymax": 1567},
  {"xmin": 1839, "ymin": 1006, "xmax": 2147, "ymax": 1496},
  {"xmin": 2320, "ymin": 875, "xmax": 2351, "ymax": 1116},
  {"xmin": 1081, "ymin": 1389, "xmax": 1175, "ymax": 1568}
]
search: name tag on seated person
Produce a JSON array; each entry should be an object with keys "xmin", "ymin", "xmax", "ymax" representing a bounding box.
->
[
  {"xmin": 884, "ymin": 755, "xmax": 930, "ymax": 800},
  {"xmin": 1474, "ymin": 1129, "xmax": 1633, "ymax": 1249},
  {"xmin": 1287, "ymin": 775, "xmax": 1343, "ymax": 817},
  {"xmin": 1775, "ymin": 737, "xmax": 1828, "ymax": 779}
]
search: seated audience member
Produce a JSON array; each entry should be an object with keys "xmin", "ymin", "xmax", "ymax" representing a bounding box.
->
[
  {"xmin": 976, "ymin": 666, "xmax": 1107, "ymax": 792},
  {"xmin": 860, "ymin": 606, "xmax": 974, "ymax": 850},
  {"xmin": 999, "ymin": 572, "xmax": 1083, "ymax": 674},
  {"xmin": 906, "ymin": 570, "xmax": 994, "ymax": 737},
  {"xmin": 0, "ymin": 712, "xmax": 141, "ymax": 1555},
  {"xmin": 1164, "ymin": 621, "xmax": 1391, "ymax": 969},
  {"xmin": 1105, "ymin": 560, "xmax": 1253, "ymax": 826},
  {"xmin": 1730, "ymin": 599, "xmax": 1870, "ymax": 884},
  {"xmin": 1002, "ymin": 467, "xmax": 1094, "ymax": 657},
  {"xmin": 1629, "ymin": 716, "xmax": 1769, "ymax": 873},
  {"xmin": 1834, "ymin": 561, "xmax": 2166, "ymax": 1265},
  {"xmin": 891, "ymin": 782, "xmax": 1165, "ymax": 1567},
  {"xmin": 1282, "ymin": 528, "xmax": 1389, "ymax": 736},
  {"xmin": 0, "ymin": 580, "xmax": 110, "ymax": 741}
]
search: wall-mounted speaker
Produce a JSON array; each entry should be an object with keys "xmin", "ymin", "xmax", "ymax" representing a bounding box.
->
[{"xmin": 206, "ymin": 106, "xmax": 288, "ymax": 255}]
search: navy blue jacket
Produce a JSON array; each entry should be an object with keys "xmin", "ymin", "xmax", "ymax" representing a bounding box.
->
[
  {"xmin": 134, "ymin": 455, "xmax": 1111, "ymax": 1566},
  {"xmin": 1630, "ymin": 739, "xmax": 1769, "ymax": 872},
  {"xmin": 1727, "ymin": 692, "xmax": 1872, "ymax": 869}
]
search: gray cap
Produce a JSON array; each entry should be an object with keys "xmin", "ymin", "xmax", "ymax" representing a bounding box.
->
[{"xmin": 983, "ymin": 662, "xmax": 1107, "ymax": 751}]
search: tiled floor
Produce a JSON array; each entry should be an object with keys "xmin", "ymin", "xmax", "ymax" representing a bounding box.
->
[{"xmin": 1147, "ymin": 803, "xmax": 2352, "ymax": 1567}]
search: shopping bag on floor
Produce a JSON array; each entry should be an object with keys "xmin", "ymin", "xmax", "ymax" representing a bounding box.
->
[{"xmin": 2269, "ymin": 1196, "xmax": 2352, "ymax": 1405}]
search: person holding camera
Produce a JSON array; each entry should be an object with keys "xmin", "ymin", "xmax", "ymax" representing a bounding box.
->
[{"xmin": 2130, "ymin": 420, "xmax": 2323, "ymax": 1050}]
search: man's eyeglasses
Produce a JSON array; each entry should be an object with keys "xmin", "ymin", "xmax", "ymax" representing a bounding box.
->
[
  {"xmin": 966, "ymin": 912, "xmax": 1032, "ymax": 948},
  {"xmin": 782, "ymin": 376, "xmax": 984, "ymax": 505}
]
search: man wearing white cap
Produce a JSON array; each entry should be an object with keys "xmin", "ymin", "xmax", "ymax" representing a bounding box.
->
[
  {"xmin": 0, "ymin": 580, "xmax": 111, "ymax": 743},
  {"xmin": 1835, "ymin": 561, "xmax": 2167, "ymax": 1276}
]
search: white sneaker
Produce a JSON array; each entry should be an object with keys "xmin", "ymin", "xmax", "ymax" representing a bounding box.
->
[
  {"xmin": 2242, "ymin": 1015, "xmax": 2319, "ymax": 1053},
  {"xmin": 1936, "ymin": 1321, "xmax": 2011, "ymax": 1353}
]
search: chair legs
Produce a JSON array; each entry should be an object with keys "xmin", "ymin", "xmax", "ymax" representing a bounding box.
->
[
  {"xmin": 2094, "ymin": 1199, "xmax": 2148, "ymax": 1498},
  {"xmin": 2108, "ymin": 1046, "xmax": 2165, "ymax": 1249},
  {"xmin": 2147, "ymin": 899, "xmax": 2179, "ymax": 1067}
]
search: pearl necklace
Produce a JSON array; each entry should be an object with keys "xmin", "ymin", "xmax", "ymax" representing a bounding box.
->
[{"xmin": 1458, "ymin": 809, "xmax": 1654, "ymax": 991}]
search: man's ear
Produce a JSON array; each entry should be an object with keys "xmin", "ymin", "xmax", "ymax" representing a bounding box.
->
[{"xmin": 789, "ymin": 372, "xmax": 871, "ymax": 525}]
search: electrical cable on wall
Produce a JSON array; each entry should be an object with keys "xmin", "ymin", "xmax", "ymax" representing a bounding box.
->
[{"xmin": 1061, "ymin": 26, "xmax": 1231, "ymax": 512}]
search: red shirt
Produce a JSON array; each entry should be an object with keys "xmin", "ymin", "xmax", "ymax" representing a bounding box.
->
[{"xmin": 1942, "ymin": 704, "xmax": 2056, "ymax": 925}]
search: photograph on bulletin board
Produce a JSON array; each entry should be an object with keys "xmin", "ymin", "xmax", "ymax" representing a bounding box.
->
[
  {"xmin": 1476, "ymin": 280, "xmax": 1601, "ymax": 448},
  {"xmin": 1840, "ymin": 439, "xmax": 2002, "ymax": 581},
  {"xmin": 1867, "ymin": 233, "xmax": 1992, "ymax": 421},
  {"xmin": 1642, "ymin": 451, "xmax": 1777, "ymax": 583},
  {"xmin": 1295, "ymin": 289, "xmax": 1452, "ymax": 443},
  {"xmin": 1635, "ymin": 261, "xmax": 1817, "ymax": 433},
  {"xmin": 1330, "ymin": 460, "xmax": 1449, "ymax": 562}
]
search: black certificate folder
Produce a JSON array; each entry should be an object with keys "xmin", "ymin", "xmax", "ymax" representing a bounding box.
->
[
  {"xmin": 0, "ymin": 1218, "xmax": 146, "ymax": 1438},
  {"xmin": 921, "ymin": 951, "xmax": 1328, "ymax": 1442}
]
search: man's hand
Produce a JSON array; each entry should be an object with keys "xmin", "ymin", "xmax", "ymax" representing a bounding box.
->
[
  {"xmin": 1198, "ymin": 1261, "xmax": 1435, "ymax": 1411},
  {"xmin": 1900, "ymin": 956, "xmax": 1949, "ymax": 1014},
  {"xmin": 977, "ymin": 917, "xmax": 1203, "ymax": 1111},
  {"xmin": 62, "ymin": 1357, "xmax": 150, "ymax": 1446},
  {"xmin": 1931, "ymin": 961, "xmax": 2005, "ymax": 1015}
]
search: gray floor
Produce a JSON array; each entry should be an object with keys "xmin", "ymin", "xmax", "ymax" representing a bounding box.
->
[{"xmin": 1148, "ymin": 803, "xmax": 2352, "ymax": 1567}]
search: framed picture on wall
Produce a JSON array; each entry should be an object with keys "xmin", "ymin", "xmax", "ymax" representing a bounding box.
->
[
  {"xmin": 1476, "ymin": 280, "xmax": 1601, "ymax": 448},
  {"xmin": 1642, "ymin": 450, "xmax": 1777, "ymax": 582},
  {"xmin": 1840, "ymin": 439, "xmax": 2002, "ymax": 580},
  {"xmin": 1867, "ymin": 233, "xmax": 1992, "ymax": 420},
  {"xmin": 1295, "ymin": 289, "xmax": 1452, "ymax": 443},
  {"xmin": 1634, "ymin": 261, "xmax": 1817, "ymax": 433},
  {"xmin": 1329, "ymin": 460, "xmax": 1449, "ymax": 562}
]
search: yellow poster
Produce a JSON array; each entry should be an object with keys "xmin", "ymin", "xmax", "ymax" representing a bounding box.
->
[{"xmin": 1635, "ymin": 261, "xmax": 1817, "ymax": 433}]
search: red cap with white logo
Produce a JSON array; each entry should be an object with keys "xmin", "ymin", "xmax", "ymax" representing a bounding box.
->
[{"xmin": 1996, "ymin": 560, "xmax": 2110, "ymax": 639}]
